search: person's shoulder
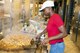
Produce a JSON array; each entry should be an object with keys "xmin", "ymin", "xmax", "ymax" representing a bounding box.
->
[
  {"xmin": 51, "ymin": 13, "xmax": 58, "ymax": 17},
  {"xmin": 53, "ymin": 13, "xmax": 61, "ymax": 18},
  {"xmin": 51, "ymin": 13, "xmax": 61, "ymax": 19},
  {"xmin": 54, "ymin": 13, "xmax": 60, "ymax": 16}
]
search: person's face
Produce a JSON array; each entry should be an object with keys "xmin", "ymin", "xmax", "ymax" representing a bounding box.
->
[{"xmin": 43, "ymin": 7, "xmax": 50, "ymax": 16}]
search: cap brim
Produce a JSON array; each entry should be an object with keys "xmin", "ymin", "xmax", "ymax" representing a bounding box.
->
[
  {"xmin": 39, "ymin": 5, "xmax": 54, "ymax": 12},
  {"xmin": 39, "ymin": 8, "xmax": 43, "ymax": 12}
]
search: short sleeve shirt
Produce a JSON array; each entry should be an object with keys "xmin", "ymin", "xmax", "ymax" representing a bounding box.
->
[{"xmin": 47, "ymin": 14, "xmax": 64, "ymax": 44}]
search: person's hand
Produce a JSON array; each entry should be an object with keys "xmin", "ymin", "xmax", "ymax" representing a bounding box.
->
[
  {"xmin": 36, "ymin": 34, "xmax": 40, "ymax": 39},
  {"xmin": 35, "ymin": 33, "xmax": 42, "ymax": 39},
  {"xmin": 41, "ymin": 38, "xmax": 49, "ymax": 45}
]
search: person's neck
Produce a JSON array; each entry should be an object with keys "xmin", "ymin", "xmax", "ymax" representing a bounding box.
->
[{"xmin": 50, "ymin": 11, "xmax": 55, "ymax": 16}]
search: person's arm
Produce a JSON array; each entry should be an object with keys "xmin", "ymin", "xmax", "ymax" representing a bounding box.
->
[
  {"xmin": 48, "ymin": 25, "xmax": 67, "ymax": 41},
  {"xmin": 36, "ymin": 28, "xmax": 47, "ymax": 38},
  {"xmin": 41, "ymin": 25, "xmax": 67, "ymax": 45},
  {"xmin": 40, "ymin": 28, "xmax": 47, "ymax": 35}
]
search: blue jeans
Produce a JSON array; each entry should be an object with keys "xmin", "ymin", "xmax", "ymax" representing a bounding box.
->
[{"xmin": 50, "ymin": 42, "xmax": 65, "ymax": 53}]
